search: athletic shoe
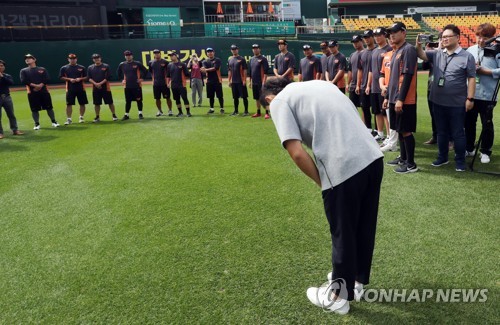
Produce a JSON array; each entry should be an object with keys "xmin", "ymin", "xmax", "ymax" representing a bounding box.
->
[
  {"xmin": 394, "ymin": 163, "xmax": 418, "ymax": 174},
  {"xmin": 252, "ymin": 113, "xmax": 262, "ymax": 118},
  {"xmin": 424, "ymin": 138, "xmax": 436, "ymax": 145},
  {"xmin": 431, "ymin": 159, "xmax": 449, "ymax": 167},
  {"xmin": 187, "ymin": 112, "xmax": 192, "ymax": 117},
  {"xmin": 265, "ymin": 114, "xmax": 271, "ymax": 120},
  {"xmin": 168, "ymin": 110, "xmax": 173, "ymax": 116},
  {"xmin": 465, "ymin": 150, "xmax": 476, "ymax": 157},
  {"xmin": 64, "ymin": 118, "xmax": 72, "ymax": 125},
  {"xmin": 480, "ymin": 153, "xmax": 490, "ymax": 164},
  {"xmin": 386, "ymin": 156, "xmax": 405, "ymax": 166},
  {"xmin": 52, "ymin": 122, "xmax": 60, "ymax": 128},
  {"xmin": 93, "ymin": 117, "xmax": 100, "ymax": 123},
  {"xmin": 155, "ymin": 112, "xmax": 163, "ymax": 117},
  {"xmin": 242, "ymin": 112, "xmax": 249, "ymax": 116},
  {"xmin": 12, "ymin": 130, "xmax": 24, "ymax": 135},
  {"xmin": 380, "ymin": 144, "xmax": 398, "ymax": 152},
  {"xmin": 207, "ymin": 108, "xmax": 215, "ymax": 114},
  {"xmin": 327, "ymin": 272, "xmax": 364, "ymax": 301},
  {"xmin": 230, "ymin": 112, "xmax": 238, "ymax": 116},
  {"xmin": 139, "ymin": 114, "xmax": 144, "ymax": 119},
  {"xmin": 374, "ymin": 134, "xmax": 384, "ymax": 141},
  {"xmin": 306, "ymin": 287, "xmax": 350, "ymax": 314},
  {"xmin": 220, "ymin": 109, "xmax": 225, "ymax": 114},
  {"xmin": 455, "ymin": 163, "xmax": 466, "ymax": 172},
  {"xmin": 79, "ymin": 116, "xmax": 84, "ymax": 123},
  {"xmin": 176, "ymin": 113, "xmax": 184, "ymax": 117},
  {"xmin": 121, "ymin": 115, "xmax": 130, "ymax": 121},
  {"xmin": 33, "ymin": 124, "xmax": 40, "ymax": 130},
  {"xmin": 112, "ymin": 117, "xmax": 118, "ymax": 121},
  {"xmin": 371, "ymin": 130, "xmax": 378, "ymax": 137}
]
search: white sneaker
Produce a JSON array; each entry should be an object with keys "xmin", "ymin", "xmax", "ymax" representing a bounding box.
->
[
  {"xmin": 33, "ymin": 124, "xmax": 40, "ymax": 130},
  {"xmin": 112, "ymin": 117, "xmax": 118, "ymax": 121},
  {"xmin": 381, "ymin": 144, "xmax": 397, "ymax": 152},
  {"xmin": 480, "ymin": 153, "xmax": 490, "ymax": 164},
  {"xmin": 327, "ymin": 272, "xmax": 365, "ymax": 301},
  {"xmin": 465, "ymin": 150, "xmax": 476, "ymax": 157},
  {"xmin": 306, "ymin": 286, "xmax": 350, "ymax": 314},
  {"xmin": 380, "ymin": 138, "xmax": 389, "ymax": 147},
  {"xmin": 79, "ymin": 116, "xmax": 85, "ymax": 123},
  {"xmin": 64, "ymin": 118, "xmax": 72, "ymax": 125},
  {"xmin": 52, "ymin": 122, "xmax": 60, "ymax": 127}
]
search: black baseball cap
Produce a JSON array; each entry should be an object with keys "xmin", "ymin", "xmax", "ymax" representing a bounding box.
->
[
  {"xmin": 168, "ymin": 50, "xmax": 177, "ymax": 56},
  {"xmin": 123, "ymin": 50, "xmax": 133, "ymax": 56},
  {"xmin": 230, "ymin": 44, "xmax": 238, "ymax": 50},
  {"xmin": 351, "ymin": 35, "xmax": 363, "ymax": 43},
  {"xmin": 252, "ymin": 44, "xmax": 260, "ymax": 49},
  {"xmin": 328, "ymin": 40, "xmax": 338, "ymax": 47},
  {"xmin": 68, "ymin": 53, "xmax": 77, "ymax": 59},
  {"xmin": 320, "ymin": 41, "xmax": 328, "ymax": 48},
  {"xmin": 373, "ymin": 27, "xmax": 387, "ymax": 36},
  {"xmin": 302, "ymin": 44, "xmax": 312, "ymax": 50},
  {"xmin": 387, "ymin": 22, "xmax": 406, "ymax": 34},
  {"xmin": 206, "ymin": 47, "xmax": 214, "ymax": 52},
  {"xmin": 277, "ymin": 39, "xmax": 288, "ymax": 45},
  {"xmin": 24, "ymin": 54, "xmax": 36, "ymax": 60},
  {"xmin": 362, "ymin": 30, "xmax": 374, "ymax": 38},
  {"xmin": 153, "ymin": 49, "xmax": 161, "ymax": 54},
  {"xmin": 92, "ymin": 53, "xmax": 101, "ymax": 58}
]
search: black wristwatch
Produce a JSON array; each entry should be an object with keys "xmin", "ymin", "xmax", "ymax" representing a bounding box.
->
[{"xmin": 466, "ymin": 98, "xmax": 474, "ymax": 102}]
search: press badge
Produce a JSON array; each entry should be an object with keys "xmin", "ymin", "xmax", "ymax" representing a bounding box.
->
[
  {"xmin": 438, "ymin": 77, "xmax": 445, "ymax": 87},
  {"xmin": 476, "ymin": 76, "xmax": 480, "ymax": 84}
]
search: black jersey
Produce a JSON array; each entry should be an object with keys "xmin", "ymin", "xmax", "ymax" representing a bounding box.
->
[
  {"xmin": 202, "ymin": 57, "xmax": 222, "ymax": 84},
  {"xmin": 59, "ymin": 64, "xmax": 87, "ymax": 92},
  {"xmin": 148, "ymin": 59, "xmax": 168, "ymax": 86},
  {"xmin": 20, "ymin": 66, "xmax": 50, "ymax": 93},
  {"xmin": 117, "ymin": 60, "xmax": 148, "ymax": 89},
  {"xmin": 87, "ymin": 63, "xmax": 112, "ymax": 90},
  {"xmin": 166, "ymin": 62, "xmax": 189, "ymax": 88}
]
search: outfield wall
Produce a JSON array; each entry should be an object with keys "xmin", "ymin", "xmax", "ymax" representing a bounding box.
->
[{"xmin": 3, "ymin": 38, "xmax": 355, "ymax": 86}]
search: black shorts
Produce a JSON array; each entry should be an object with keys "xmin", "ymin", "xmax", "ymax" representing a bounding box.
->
[
  {"xmin": 153, "ymin": 85, "xmax": 170, "ymax": 100},
  {"xmin": 389, "ymin": 103, "xmax": 416, "ymax": 133},
  {"xmin": 252, "ymin": 84, "xmax": 262, "ymax": 100},
  {"xmin": 206, "ymin": 82, "xmax": 223, "ymax": 99},
  {"xmin": 28, "ymin": 91, "xmax": 53, "ymax": 111},
  {"xmin": 338, "ymin": 87, "xmax": 346, "ymax": 94},
  {"xmin": 349, "ymin": 91, "xmax": 360, "ymax": 107},
  {"xmin": 66, "ymin": 90, "xmax": 88, "ymax": 106},
  {"xmin": 172, "ymin": 87, "xmax": 189, "ymax": 105},
  {"xmin": 359, "ymin": 92, "xmax": 370, "ymax": 110},
  {"xmin": 124, "ymin": 88, "xmax": 143, "ymax": 102},
  {"xmin": 93, "ymin": 89, "xmax": 113, "ymax": 105},
  {"xmin": 370, "ymin": 93, "xmax": 385, "ymax": 115},
  {"xmin": 231, "ymin": 83, "xmax": 248, "ymax": 99}
]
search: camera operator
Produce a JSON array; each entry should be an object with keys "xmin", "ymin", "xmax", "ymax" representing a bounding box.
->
[
  {"xmin": 416, "ymin": 24, "xmax": 476, "ymax": 172},
  {"xmin": 465, "ymin": 23, "xmax": 500, "ymax": 164}
]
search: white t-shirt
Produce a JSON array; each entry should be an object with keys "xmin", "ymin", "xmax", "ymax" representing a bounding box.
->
[{"xmin": 270, "ymin": 80, "xmax": 383, "ymax": 190}]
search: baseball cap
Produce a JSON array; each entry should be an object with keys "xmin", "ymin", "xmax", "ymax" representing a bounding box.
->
[
  {"xmin": 351, "ymin": 35, "xmax": 363, "ymax": 43},
  {"xmin": 68, "ymin": 53, "xmax": 77, "ymax": 59},
  {"xmin": 168, "ymin": 50, "xmax": 177, "ymax": 56},
  {"xmin": 153, "ymin": 49, "xmax": 161, "ymax": 54},
  {"xmin": 362, "ymin": 29, "xmax": 374, "ymax": 38},
  {"xmin": 252, "ymin": 44, "xmax": 260, "ymax": 49},
  {"xmin": 92, "ymin": 53, "xmax": 101, "ymax": 59},
  {"xmin": 277, "ymin": 39, "xmax": 288, "ymax": 45},
  {"xmin": 373, "ymin": 27, "xmax": 387, "ymax": 36},
  {"xmin": 123, "ymin": 50, "xmax": 133, "ymax": 56},
  {"xmin": 206, "ymin": 47, "xmax": 214, "ymax": 52},
  {"xmin": 387, "ymin": 22, "xmax": 406, "ymax": 34},
  {"xmin": 302, "ymin": 44, "xmax": 312, "ymax": 50},
  {"xmin": 24, "ymin": 54, "xmax": 36, "ymax": 60},
  {"xmin": 320, "ymin": 41, "xmax": 328, "ymax": 48},
  {"xmin": 328, "ymin": 40, "xmax": 338, "ymax": 47},
  {"xmin": 230, "ymin": 44, "xmax": 238, "ymax": 50}
]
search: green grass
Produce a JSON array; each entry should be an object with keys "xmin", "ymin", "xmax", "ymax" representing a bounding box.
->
[{"xmin": 0, "ymin": 76, "xmax": 498, "ymax": 323}]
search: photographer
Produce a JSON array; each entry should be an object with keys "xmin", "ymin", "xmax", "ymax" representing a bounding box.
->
[
  {"xmin": 187, "ymin": 54, "xmax": 204, "ymax": 107},
  {"xmin": 465, "ymin": 23, "xmax": 500, "ymax": 164}
]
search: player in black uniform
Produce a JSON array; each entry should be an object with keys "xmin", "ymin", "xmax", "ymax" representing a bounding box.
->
[
  {"xmin": 117, "ymin": 50, "xmax": 148, "ymax": 120},
  {"xmin": 20, "ymin": 54, "xmax": 60, "ymax": 130},
  {"xmin": 87, "ymin": 53, "xmax": 118, "ymax": 122},
  {"xmin": 228, "ymin": 45, "xmax": 249, "ymax": 116},
  {"xmin": 167, "ymin": 51, "xmax": 191, "ymax": 117},
  {"xmin": 298, "ymin": 44, "xmax": 322, "ymax": 81},
  {"xmin": 319, "ymin": 41, "xmax": 332, "ymax": 81},
  {"xmin": 325, "ymin": 40, "xmax": 348, "ymax": 93},
  {"xmin": 148, "ymin": 49, "xmax": 173, "ymax": 117},
  {"xmin": 59, "ymin": 53, "xmax": 88, "ymax": 124},
  {"xmin": 273, "ymin": 39, "xmax": 296, "ymax": 81},
  {"xmin": 249, "ymin": 44, "xmax": 270, "ymax": 119},
  {"xmin": 201, "ymin": 47, "xmax": 224, "ymax": 114}
]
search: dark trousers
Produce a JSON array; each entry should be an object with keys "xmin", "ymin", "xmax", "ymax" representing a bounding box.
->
[
  {"xmin": 427, "ymin": 97, "xmax": 437, "ymax": 140},
  {"xmin": 433, "ymin": 102, "xmax": 466, "ymax": 165},
  {"xmin": 0, "ymin": 95, "xmax": 18, "ymax": 133},
  {"xmin": 322, "ymin": 158, "xmax": 383, "ymax": 301},
  {"xmin": 465, "ymin": 99, "xmax": 495, "ymax": 156}
]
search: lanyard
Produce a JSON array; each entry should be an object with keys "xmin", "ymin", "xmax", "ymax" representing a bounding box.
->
[
  {"xmin": 477, "ymin": 47, "xmax": 483, "ymax": 66},
  {"xmin": 442, "ymin": 53, "xmax": 455, "ymax": 74}
]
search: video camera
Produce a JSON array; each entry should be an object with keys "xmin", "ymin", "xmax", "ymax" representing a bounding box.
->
[
  {"xmin": 484, "ymin": 35, "xmax": 500, "ymax": 57},
  {"xmin": 418, "ymin": 34, "xmax": 438, "ymax": 48}
]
